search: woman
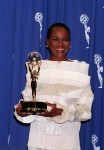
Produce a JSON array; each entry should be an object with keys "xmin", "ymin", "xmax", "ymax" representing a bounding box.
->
[{"xmin": 15, "ymin": 23, "xmax": 94, "ymax": 150}]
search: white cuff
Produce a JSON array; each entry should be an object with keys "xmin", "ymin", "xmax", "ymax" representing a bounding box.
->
[
  {"xmin": 14, "ymin": 103, "xmax": 37, "ymax": 124},
  {"xmin": 47, "ymin": 104, "xmax": 75, "ymax": 124},
  {"xmin": 74, "ymin": 104, "xmax": 91, "ymax": 121}
]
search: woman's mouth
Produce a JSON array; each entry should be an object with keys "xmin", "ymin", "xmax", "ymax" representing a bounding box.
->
[{"xmin": 56, "ymin": 48, "xmax": 65, "ymax": 53}]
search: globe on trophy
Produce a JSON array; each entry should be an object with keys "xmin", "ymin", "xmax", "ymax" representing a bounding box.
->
[{"xmin": 21, "ymin": 52, "xmax": 47, "ymax": 114}]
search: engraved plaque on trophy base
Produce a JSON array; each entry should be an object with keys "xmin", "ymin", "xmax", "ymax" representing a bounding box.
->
[{"xmin": 21, "ymin": 101, "xmax": 47, "ymax": 115}]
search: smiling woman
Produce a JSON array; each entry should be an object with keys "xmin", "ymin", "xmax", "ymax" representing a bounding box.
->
[
  {"xmin": 14, "ymin": 23, "xmax": 94, "ymax": 150},
  {"xmin": 46, "ymin": 23, "xmax": 71, "ymax": 61}
]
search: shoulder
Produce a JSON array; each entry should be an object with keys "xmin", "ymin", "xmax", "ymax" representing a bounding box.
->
[
  {"xmin": 71, "ymin": 59, "xmax": 89, "ymax": 66},
  {"xmin": 69, "ymin": 60, "xmax": 89, "ymax": 75}
]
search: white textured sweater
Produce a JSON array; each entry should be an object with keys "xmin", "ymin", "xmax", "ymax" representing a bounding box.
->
[{"xmin": 15, "ymin": 60, "xmax": 94, "ymax": 150}]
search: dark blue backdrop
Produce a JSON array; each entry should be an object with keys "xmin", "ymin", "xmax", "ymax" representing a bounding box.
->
[{"xmin": 0, "ymin": 0, "xmax": 103, "ymax": 150}]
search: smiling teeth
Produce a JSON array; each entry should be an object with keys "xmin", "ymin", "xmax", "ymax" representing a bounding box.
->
[{"xmin": 57, "ymin": 49, "xmax": 64, "ymax": 51}]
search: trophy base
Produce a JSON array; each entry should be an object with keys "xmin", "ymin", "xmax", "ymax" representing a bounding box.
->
[{"xmin": 21, "ymin": 101, "xmax": 47, "ymax": 115}]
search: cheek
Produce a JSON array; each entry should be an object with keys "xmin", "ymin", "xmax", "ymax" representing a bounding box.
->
[
  {"xmin": 67, "ymin": 42, "xmax": 70, "ymax": 48},
  {"xmin": 64, "ymin": 43, "xmax": 70, "ymax": 49},
  {"xmin": 49, "ymin": 42, "xmax": 57, "ymax": 48}
]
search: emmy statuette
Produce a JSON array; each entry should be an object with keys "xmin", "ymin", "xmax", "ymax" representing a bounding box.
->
[{"xmin": 21, "ymin": 52, "xmax": 47, "ymax": 114}]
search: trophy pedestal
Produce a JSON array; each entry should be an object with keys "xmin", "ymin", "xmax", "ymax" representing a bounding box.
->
[{"xmin": 21, "ymin": 101, "xmax": 47, "ymax": 115}]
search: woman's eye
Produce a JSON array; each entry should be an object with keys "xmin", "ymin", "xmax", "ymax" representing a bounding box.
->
[
  {"xmin": 53, "ymin": 38, "xmax": 59, "ymax": 41},
  {"xmin": 63, "ymin": 38, "xmax": 69, "ymax": 42},
  {"xmin": 52, "ymin": 38, "xmax": 69, "ymax": 42}
]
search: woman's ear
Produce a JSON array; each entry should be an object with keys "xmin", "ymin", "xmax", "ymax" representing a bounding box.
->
[{"xmin": 46, "ymin": 40, "xmax": 49, "ymax": 48}]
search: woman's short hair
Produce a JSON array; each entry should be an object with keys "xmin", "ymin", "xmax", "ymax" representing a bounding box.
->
[{"xmin": 47, "ymin": 23, "xmax": 71, "ymax": 40}]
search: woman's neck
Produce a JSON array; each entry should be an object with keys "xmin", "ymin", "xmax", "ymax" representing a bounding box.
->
[{"xmin": 48, "ymin": 57, "xmax": 69, "ymax": 61}]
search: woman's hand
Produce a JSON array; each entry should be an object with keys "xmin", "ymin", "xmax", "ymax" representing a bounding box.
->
[
  {"xmin": 37, "ymin": 103, "xmax": 63, "ymax": 117},
  {"xmin": 16, "ymin": 100, "xmax": 32, "ymax": 117}
]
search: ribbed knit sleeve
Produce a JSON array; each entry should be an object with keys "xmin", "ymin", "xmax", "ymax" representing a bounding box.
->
[{"xmin": 14, "ymin": 60, "xmax": 94, "ymax": 124}]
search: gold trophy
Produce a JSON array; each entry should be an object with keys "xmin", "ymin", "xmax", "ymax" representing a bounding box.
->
[{"xmin": 21, "ymin": 52, "xmax": 47, "ymax": 114}]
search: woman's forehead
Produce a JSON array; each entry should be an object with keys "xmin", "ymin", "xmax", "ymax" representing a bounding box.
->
[{"xmin": 50, "ymin": 27, "xmax": 70, "ymax": 36}]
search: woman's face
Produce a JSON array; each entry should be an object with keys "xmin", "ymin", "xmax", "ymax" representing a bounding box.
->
[{"xmin": 47, "ymin": 27, "xmax": 70, "ymax": 61}]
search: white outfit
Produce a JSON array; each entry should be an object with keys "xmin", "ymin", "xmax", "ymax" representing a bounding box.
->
[{"xmin": 14, "ymin": 60, "xmax": 94, "ymax": 150}]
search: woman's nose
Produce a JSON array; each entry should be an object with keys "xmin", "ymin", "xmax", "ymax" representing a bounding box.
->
[{"xmin": 58, "ymin": 40, "xmax": 63, "ymax": 47}]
